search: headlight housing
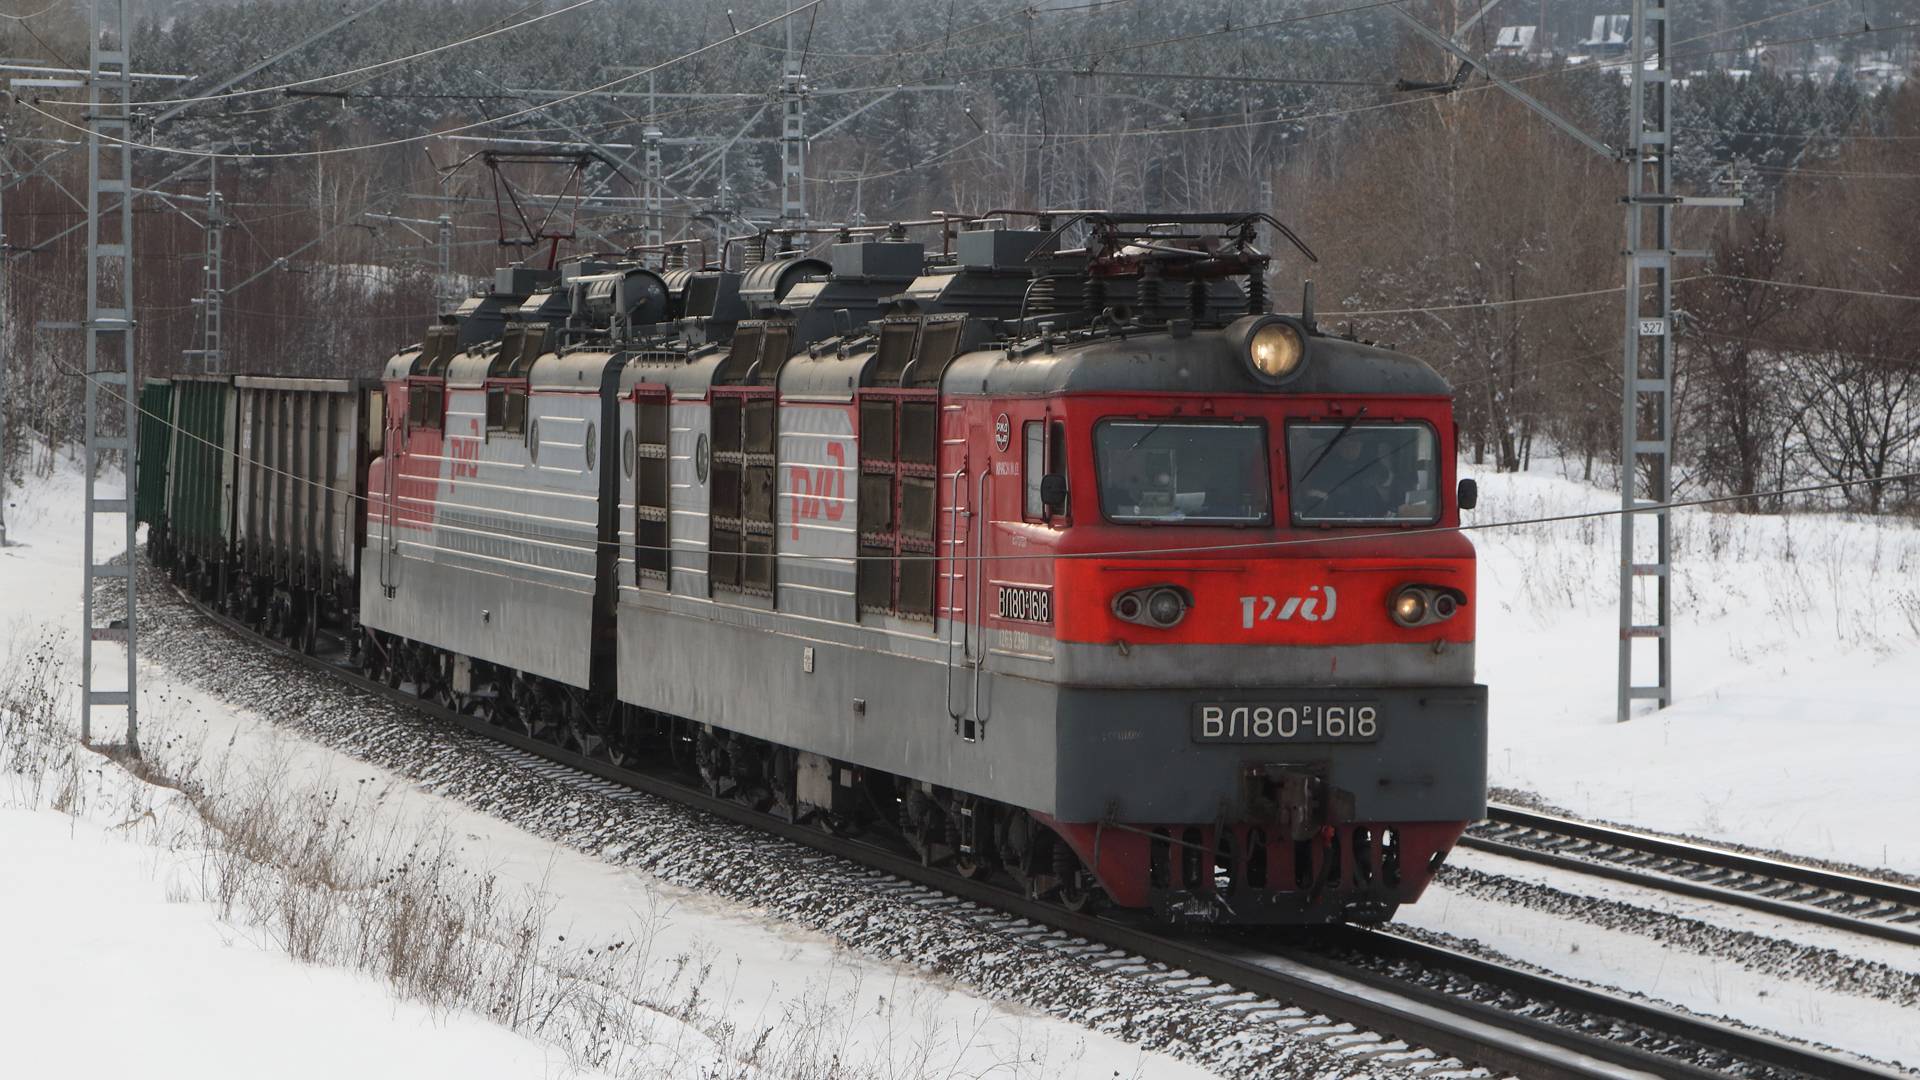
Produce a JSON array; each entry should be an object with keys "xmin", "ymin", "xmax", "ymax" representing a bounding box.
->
[
  {"xmin": 1249, "ymin": 322, "xmax": 1304, "ymax": 378},
  {"xmin": 1113, "ymin": 585, "xmax": 1192, "ymax": 629},
  {"xmin": 1228, "ymin": 315, "xmax": 1309, "ymax": 384},
  {"xmin": 1389, "ymin": 585, "xmax": 1465, "ymax": 628}
]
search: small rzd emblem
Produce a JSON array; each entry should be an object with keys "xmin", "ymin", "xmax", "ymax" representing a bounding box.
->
[
  {"xmin": 994, "ymin": 413, "xmax": 1011, "ymax": 451},
  {"xmin": 1240, "ymin": 586, "xmax": 1338, "ymax": 628}
]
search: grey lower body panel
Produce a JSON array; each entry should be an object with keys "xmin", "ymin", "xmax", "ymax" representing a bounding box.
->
[
  {"xmin": 362, "ymin": 553, "xmax": 595, "ymax": 689},
  {"xmin": 618, "ymin": 597, "xmax": 1486, "ymax": 824},
  {"xmin": 1054, "ymin": 684, "xmax": 1487, "ymax": 823}
]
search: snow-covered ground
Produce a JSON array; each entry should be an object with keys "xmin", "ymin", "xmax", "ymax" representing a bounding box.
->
[
  {"xmin": 4, "ymin": 447, "xmax": 1917, "ymax": 1076},
  {"xmin": 0, "ymin": 806, "xmax": 596, "ymax": 1080},
  {"xmin": 1468, "ymin": 466, "xmax": 1920, "ymax": 875},
  {"xmin": 0, "ymin": 456, "xmax": 1202, "ymax": 1080}
]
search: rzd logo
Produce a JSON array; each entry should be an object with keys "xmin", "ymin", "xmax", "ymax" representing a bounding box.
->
[
  {"xmin": 1240, "ymin": 586, "xmax": 1337, "ymax": 627},
  {"xmin": 789, "ymin": 442, "xmax": 847, "ymax": 539}
]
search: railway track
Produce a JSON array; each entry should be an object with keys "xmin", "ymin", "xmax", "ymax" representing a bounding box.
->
[
  {"xmin": 169, "ymin": 584, "xmax": 1913, "ymax": 1080},
  {"xmin": 1465, "ymin": 806, "xmax": 1920, "ymax": 948}
]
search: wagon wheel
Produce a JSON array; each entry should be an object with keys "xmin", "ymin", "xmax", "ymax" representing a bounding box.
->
[{"xmin": 296, "ymin": 599, "xmax": 319, "ymax": 655}]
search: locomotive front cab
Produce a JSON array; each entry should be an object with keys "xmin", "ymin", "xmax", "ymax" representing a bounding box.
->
[{"xmin": 1008, "ymin": 316, "xmax": 1487, "ymax": 925}]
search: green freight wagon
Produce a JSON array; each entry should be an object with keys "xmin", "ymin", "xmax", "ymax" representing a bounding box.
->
[
  {"xmin": 134, "ymin": 379, "xmax": 173, "ymax": 537},
  {"xmin": 163, "ymin": 375, "xmax": 236, "ymax": 598}
]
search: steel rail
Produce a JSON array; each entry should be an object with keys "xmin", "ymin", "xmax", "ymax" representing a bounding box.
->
[
  {"xmin": 164, "ymin": 581, "xmax": 1906, "ymax": 1080},
  {"xmin": 1466, "ymin": 805, "xmax": 1920, "ymax": 948}
]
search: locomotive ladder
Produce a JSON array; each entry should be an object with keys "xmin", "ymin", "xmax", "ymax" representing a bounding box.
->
[{"xmin": 80, "ymin": 0, "xmax": 140, "ymax": 752}]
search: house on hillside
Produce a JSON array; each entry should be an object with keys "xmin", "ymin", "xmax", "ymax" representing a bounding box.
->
[
  {"xmin": 1852, "ymin": 58, "xmax": 1908, "ymax": 91},
  {"xmin": 1580, "ymin": 14, "xmax": 1631, "ymax": 56},
  {"xmin": 1493, "ymin": 25, "xmax": 1544, "ymax": 58}
]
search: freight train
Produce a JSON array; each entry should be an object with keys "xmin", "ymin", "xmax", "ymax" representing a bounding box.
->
[{"xmin": 136, "ymin": 211, "xmax": 1488, "ymax": 925}]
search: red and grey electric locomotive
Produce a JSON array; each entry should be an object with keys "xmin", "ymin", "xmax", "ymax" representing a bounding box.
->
[{"xmin": 146, "ymin": 211, "xmax": 1487, "ymax": 926}]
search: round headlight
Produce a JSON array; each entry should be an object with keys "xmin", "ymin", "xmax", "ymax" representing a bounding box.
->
[
  {"xmin": 1391, "ymin": 589, "xmax": 1427, "ymax": 627},
  {"xmin": 1248, "ymin": 321, "xmax": 1304, "ymax": 379},
  {"xmin": 1146, "ymin": 588, "xmax": 1187, "ymax": 627}
]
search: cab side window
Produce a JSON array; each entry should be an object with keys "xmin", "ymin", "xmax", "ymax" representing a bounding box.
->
[
  {"xmin": 1021, "ymin": 419, "xmax": 1070, "ymax": 523},
  {"xmin": 1022, "ymin": 422, "xmax": 1046, "ymax": 519}
]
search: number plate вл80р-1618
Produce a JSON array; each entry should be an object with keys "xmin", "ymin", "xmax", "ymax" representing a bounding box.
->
[{"xmin": 1191, "ymin": 703, "xmax": 1381, "ymax": 744}]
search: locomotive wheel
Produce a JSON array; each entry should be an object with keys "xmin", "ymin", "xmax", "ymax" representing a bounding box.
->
[
  {"xmin": 766, "ymin": 747, "xmax": 797, "ymax": 822},
  {"xmin": 951, "ymin": 851, "xmax": 993, "ymax": 881},
  {"xmin": 694, "ymin": 730, "xmax": 728, "ymax": 796},
  {"xmin": 1054, "ymin": 845, "xmax": 1104, "ymax": 914},
  {"xmin": 665, "ymin": 720, "xmax": 697, "ymax": 774},
  {"xmin": 564, "ymin": 699, "xmax": 610, "ymax": 763}
]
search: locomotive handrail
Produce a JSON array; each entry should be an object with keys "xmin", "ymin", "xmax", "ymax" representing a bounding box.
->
[
  {"xmin": 971, "ymin": 469, "xmax": 993, "ymax": 734},
  {"xmin": 944, "ymin": 466, "xmax": 970, "ymax": 725}
]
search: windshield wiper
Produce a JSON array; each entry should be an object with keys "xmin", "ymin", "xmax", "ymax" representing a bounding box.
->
[{"xmin": 1298, "ymin": 406, "xmax": 1369, "ymax": 480}]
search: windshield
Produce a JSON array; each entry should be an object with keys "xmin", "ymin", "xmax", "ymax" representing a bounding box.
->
[
  {"xmin": 1288, "ymin": 422, "xmax": 1440, "ymax": 524},
  {"xmin": 1095, "ymin": 420, "xmax": 1270, "ymax": 524}
]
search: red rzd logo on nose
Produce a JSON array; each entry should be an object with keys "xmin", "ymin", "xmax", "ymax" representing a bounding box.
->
[{"xmin": 1240, "ymin": 586, "xmax": 1338, "ymax": 628}]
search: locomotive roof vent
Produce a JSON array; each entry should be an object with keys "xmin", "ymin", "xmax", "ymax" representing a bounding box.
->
[
  {"xmin": 955, "ymin": 228, "xmax": 1051, "ymax": 272},
  {"xmin": 494, "ymin": 265, "xmax": 560, "ymax": 297},
  {"xmin": 572, "ymin": 267, "xmax": 671, "ymax": 335},
  {"xmin": 828, "ymin": 240, "xmax": 925, "ymax": 281},
  {"xmin": 513, "ymin": 287, "xmax": 573, "ymax": 324},
  {"xmin": 738, "ymin": 255, "xmax": 831, "ymax": 315}
]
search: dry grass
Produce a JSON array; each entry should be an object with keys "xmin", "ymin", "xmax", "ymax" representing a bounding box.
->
[{"xmin": 0, "ymin": 622, "xmax": 1079, "ymax": 1080}]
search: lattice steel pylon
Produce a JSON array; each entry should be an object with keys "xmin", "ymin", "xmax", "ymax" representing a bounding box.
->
[
  {"xmin": 778, "ymin": 5, "xmax": 807, "ymax": 227},
  {"xmin": 0, "ymin": 127, "xmax": 11, "ymax": 550},
  {"xmin": 185, "ymin": 163, "xmax": 225, "ymax": 373},
  {"xmin": 81, "ymin": 0, "xmax": 139, "ymax": 753},
  {"xmin": 1618, "ymin": 0, "xmax": 1676, "ymax": 722},
  {"xmin": 1384, "ymin": 2, "xmax": 1738, "ymax": 725}
]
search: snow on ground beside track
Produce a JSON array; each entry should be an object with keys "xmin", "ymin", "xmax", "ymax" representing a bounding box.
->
[
  {"xmin": 0, "ymin": 807, "xmax": 597, "ymax": 1080},
  {"xmin": 1, "ymin": 453, "xmax": 1210, "ymax": 1080},
  {"xmin": 1468, "ymin": 465, "xmax": 1920, "ymax": 876}
]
